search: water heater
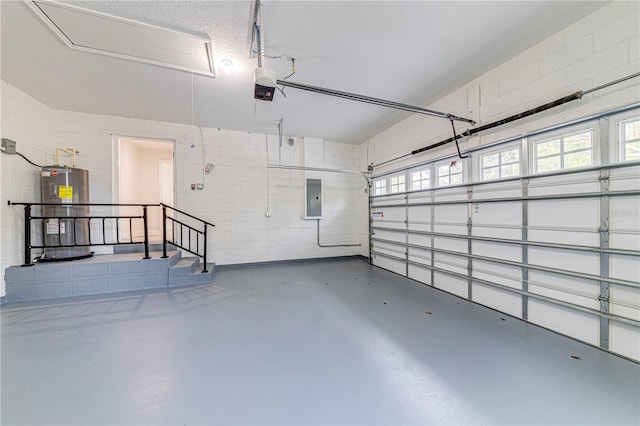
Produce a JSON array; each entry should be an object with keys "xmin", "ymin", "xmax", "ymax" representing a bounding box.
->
[{"xmin": 40, "ymin": 166, "xmax": 92, "ymax": 261}]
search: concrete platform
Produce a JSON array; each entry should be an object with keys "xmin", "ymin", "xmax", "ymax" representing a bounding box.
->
[{"xmin": 3, "ymin": 250, "xmax": 215, "ymax": 302}]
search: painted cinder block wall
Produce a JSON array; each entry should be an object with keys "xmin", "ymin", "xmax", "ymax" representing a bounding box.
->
[
  {"xmin": 364, "ymin": 1, "xmax": 640, "ymax": 173},
  {"xmin": 1, "ymin": 83, "xmax": 368, "ymax": 297}
]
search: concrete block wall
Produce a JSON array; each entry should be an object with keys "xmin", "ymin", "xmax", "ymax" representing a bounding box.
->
[
  {"xmin": 1, "ymin": 83, "xmax": 368, "ymax": 298},
  {"xmin": 366, "ymin": 1, "xmax": 640, "ymax": 174},
  {"xmin": 1, "ymin": 82, "xmax": 55, "ymax": 295}
]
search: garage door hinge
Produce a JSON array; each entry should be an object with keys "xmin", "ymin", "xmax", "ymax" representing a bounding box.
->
[{"xmin": 598, "ymin": 296, "xmax": 610, "ymax": 313}]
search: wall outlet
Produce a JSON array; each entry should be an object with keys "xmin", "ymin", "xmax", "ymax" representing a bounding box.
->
[
  {"xmin": 196, "ymin": 183, "xmax": 204, "ymax": 190},
  {"xmin": 1, "ymin": 138, "xmax": 17, "ymax": 154}
]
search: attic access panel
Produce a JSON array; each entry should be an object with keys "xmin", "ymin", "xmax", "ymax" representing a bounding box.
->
[{"xmin": 27, "ymin": 0, "xmax": 215, "ymax": 77}]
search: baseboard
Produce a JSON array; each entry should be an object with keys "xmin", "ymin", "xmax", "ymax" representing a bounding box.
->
[{"xmin": 216, "ymin": 255, "xmax": 369, "ymax": 270}]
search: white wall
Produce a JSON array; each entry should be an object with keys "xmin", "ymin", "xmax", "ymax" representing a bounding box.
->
[
  {"xmin": 365, "ymin": 1, "xmax": 640, "ymax": 173},
  {"xmin": 1, "ymin": 81, "xmax": 55, "ymax": 294},
  {"xmin": 1, "ymin": 82, "xmax": 369, "ymax": 297}
]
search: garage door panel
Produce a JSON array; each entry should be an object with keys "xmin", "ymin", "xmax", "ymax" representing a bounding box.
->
[
  {"xmin": 407, "ymin": 191, "xmax": 432, "ymax": 202},
  {"xmin": 610, "ymin": 322, "xmax": 640, "ymax": 361},
  {"xmin": 610, "ymin": 284, "xmax": 640, "ymax": 322},
  {"xmin": 372, "ymin": 254, "xmax": 405, "ymax": 276},
  {"xmin": 472, "ymin": 283, "xmax": 522, "ymax": 317},
  {"xmin": 371, "ymin": 206, "xmax": 405, "ymax": 230},
  {"xmin": 407, "ymin": 205, "xmax": 430, "ymax": 223},
  {"xmin": 609, "ymin": 233, "xmax": 640, "ymax": 251},
  {"xmin": 473, "ymin": 261, "xmax": 522, "ymax": 289},
  {"xmin": 433, "ymin": 188, "xmax": 468, "ymax": 202},
  {"xmin": 528, "ymin": 299, "xmax": 599, "ymax": 346},
  {"xmin": 434, "ymin": 224, "xmax": 467, "ymax": 236},
  {"xmin": 610, "ymin": 197, "xmax": 640, "ymax": 230},
  {"xmin": 528, "ymin": 247, "xmax": 600, "ymax": 275},
  {"xmin": 371, "ymin": 194, "xmax": 405, "ymax": 206},
  {"xmin": 434, "ymin": 253, "xmax": 467, "ymax": 275},
  {"xmin": 528, "ymin": 228, "xmax": 599, "ymax": 247},
  {"xmin": 528, "ymin": 174, "xmax": 599, "ymax": 196},
  {"xmin": 472, "ymin": 181, "xmax": 521, "ymax": 200},
  {"xmin": 529, "ymin": 199, "xmax": 599, "ymax": 229},
  {"xmin": 434, "ymin": 273, "xmax": 468, "ymax": 298},
  {"xmin": 610, "ymin": 254, "xmax": 640, "ymax": 282},
  {"xmin": 472, "ymin": 240, "xmax": 522, "ymax": 262},
  {"xmin": 529, "ymin": 271, "xmax": 599, "ymax": 309},
  {"xmin": 408, "ymin": 233, "xmax": 431, "ymax": 247},
  {"xmin": 372, "ymin": 240, "xmax": 404, "ymax": 259},
  {"xmin": 610, "ymin": 166, "xmax": 640, "ymax": 191},
  {"xmin": 408, "ymin": 247, "xmax": 431, "ymax": 264},
  {"xmin": 372, "ymin": 229, "xmax": 405, "ymax": 243},
  {"xmin": 434, "ymin": 205, "xmax": 467, "ymax": 224},
  {"xmin": 408, "ymin": 263, "xmax": 431, "ymax": 285},
  {"xmin": 434, "ymin": 237, "xmax": 467, "ymax": 253},
  {"xmin": 472, "ymin": 226, "xmax": 522, "ymax": 240},
  {"xmin": 472, "ymin": 202, "xmax": 521, "ymax": 227}
]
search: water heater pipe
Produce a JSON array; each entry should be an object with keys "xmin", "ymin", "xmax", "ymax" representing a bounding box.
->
[{"xmin": 55, "ymin": 147, "xmax": 77, "ymax": 167}]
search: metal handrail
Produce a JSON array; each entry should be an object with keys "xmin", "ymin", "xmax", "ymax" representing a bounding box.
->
[
  {"xmin": 9, "ymin": 201, "xmax": 215, "ymax": 272},
  {"xmin": 8, "ymin": 201, "xmax": 159, "ymax": 265},
  {"xmin": 160, "ymin": 203, "xmax": 214, "ymax": 273}
]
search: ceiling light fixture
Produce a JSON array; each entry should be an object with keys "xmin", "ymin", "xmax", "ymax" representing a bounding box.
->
[{"xmin": 220, "ymin": 59, "xmax": 234, "ymax": 70}]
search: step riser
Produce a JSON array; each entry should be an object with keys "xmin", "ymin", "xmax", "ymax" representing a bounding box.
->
[{"xmin": 169, "ymin": 265, "xmax": 215, "ymax": 287}]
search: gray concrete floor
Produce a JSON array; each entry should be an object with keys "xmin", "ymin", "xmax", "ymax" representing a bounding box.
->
[{"xmin": 1, "ymin": 258, "xmax": 639, "ymax": 425}]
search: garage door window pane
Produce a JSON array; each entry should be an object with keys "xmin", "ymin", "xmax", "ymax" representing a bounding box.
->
[
  {"xmin": 437, "ymin": 162, "xmax": 463, "ymax": 187},
  {"xmin": 373, "ymin": 179, "xmax": 387, "ymax": 196},
  {"xmin": 622, "ymin": 118, "xmax": 640, "ymax": 161},
  {"xmin": 411, "ymin": 169, "xmax": 430, "ymax": 190},
  {"xmin": 390, "ymin": 174, "xmax": 406, "ymax": 193},
  {"xmin": 534, "ymin": 129, "xmax": 593, "ymax": 172},
  {"xmin": 479, "ymin": 145, "xmax": 520, "ymax": 181}
]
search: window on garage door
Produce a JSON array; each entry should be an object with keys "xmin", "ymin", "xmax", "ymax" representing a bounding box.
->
[
  {"xmin": 479, "ymin": 144, "xmax": 521, "ymax": 181},
  {"xmin": 620, "ymin": 117, "xmax": 640, "ymax": 162},
  {"xmin": 532, "ymin": 127, "xmax": 595, "ymax": 173},
  {"xmin": 389, "ymin": 173, "xmax": 406, "ymax": 193},
  {"xmin": 436, "ymin": 160, "xmax": 464, "ymax": 187},
  {"xmin": 410, "ymin": 167, "xmax": 431, "ymax": 190},
  {"xmin": 373, "ymin": 178, "xmax": 387, "ymax": 196}
]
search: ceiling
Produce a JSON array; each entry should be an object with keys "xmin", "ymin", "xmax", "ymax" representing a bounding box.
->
[{"xmin": 1, "ymin": 1, "xmax": 607, "ymax": 144}]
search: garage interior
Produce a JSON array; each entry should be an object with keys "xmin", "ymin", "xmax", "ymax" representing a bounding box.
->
[{"xmin": 1, "ymin": 1, "xmax": 639, "ymax": 425}]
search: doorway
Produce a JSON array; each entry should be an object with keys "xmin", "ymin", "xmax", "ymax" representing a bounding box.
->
[{"xmin": 116, "ymin": 137, "xmax": 174, "ymax": 243}]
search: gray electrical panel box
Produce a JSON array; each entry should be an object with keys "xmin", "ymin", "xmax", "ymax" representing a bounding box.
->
[
  {"xmin": 2, "ymin": 138, "xmax": 16, "ymax": 154},
  {"xmin": 305, "ymin": 178, "xmax": 322, "ymax": 218}
]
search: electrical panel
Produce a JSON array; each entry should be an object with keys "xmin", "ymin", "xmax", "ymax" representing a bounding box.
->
[{"xmin": 305, "ymin": 178, "xmax": 322, "ymax": 218}]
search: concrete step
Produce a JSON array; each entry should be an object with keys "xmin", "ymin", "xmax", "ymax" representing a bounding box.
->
[{"xmin": 169, "ymin": 257, "xmax": 215, "ymax": 287}]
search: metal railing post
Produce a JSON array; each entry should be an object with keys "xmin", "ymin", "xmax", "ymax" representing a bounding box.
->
[
  {"xmin": 161, "ymin": 204, "xmax": 168, "ymax": 258},
  {"xmin": 23, "ymin": 204, "xmax": 34, "ymax": 266},
  {"xmin": 202, "ymin": 224, "xmax": 208, "ymax": 273},
  {"xmin": 142, "ymin": 205, "xmax": 150, "ymax": 259}
]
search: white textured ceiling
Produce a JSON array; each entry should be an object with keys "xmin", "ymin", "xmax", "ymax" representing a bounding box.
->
[{"xmin": 1, "ymin": 1, "xmax": 607, "ymax": 144}]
